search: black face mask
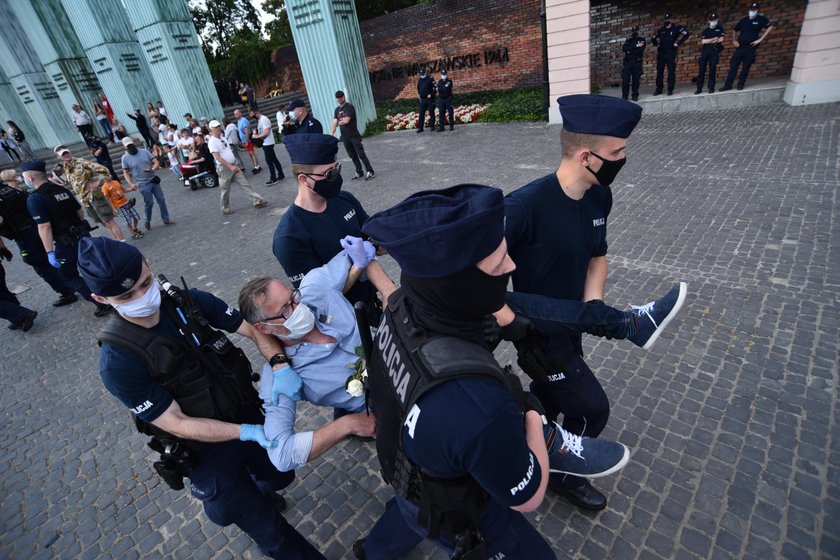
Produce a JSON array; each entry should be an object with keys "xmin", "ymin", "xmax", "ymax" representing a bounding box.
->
[
  {"xmin": 586, "ymin": 152, "xmax": 627, "ymax": 186},
  {"xmin": 312, "ymin": 173, "xmax": 343, "ymax": 199}
]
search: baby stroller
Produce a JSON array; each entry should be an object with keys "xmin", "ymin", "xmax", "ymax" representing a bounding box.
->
[{"xmin": 178, "ymin": 162, "xmax": 218, "ymax": 190}]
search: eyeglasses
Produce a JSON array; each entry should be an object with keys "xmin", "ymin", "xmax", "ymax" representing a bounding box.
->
[
  {"xmin": 261, "ymin": 289, "xmax": 301, "ymax": 325},
  {"xmin": 302, "ymin": 161, "xmax": 341, "ymax": 182}
]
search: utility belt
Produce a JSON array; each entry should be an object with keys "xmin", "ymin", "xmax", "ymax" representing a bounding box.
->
[
  {"xmin": 136, "ymin": 416, "xmax": 197, "ymax": 491},
  {"xmin": 624, "ymin": 57, "xmax": 643, "ymax": 64},
  {"xmin": 54, "ymin": 220, "xmax": 95, "ymax": 246}
]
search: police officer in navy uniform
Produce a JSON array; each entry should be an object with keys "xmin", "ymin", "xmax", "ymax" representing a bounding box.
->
[
  {"xmin": 696, "ymin": 12, "xmax": 726, "ymax": 94},
  {"xmin": 77, "ymin": 236, "xmax": 323, "ymax": 560},
  {"xmin": 0, "ymin": 174, "xmax": 78, "ymax": 307},
  {"xmin": 284, "ymin": 99, "xmax": 324, "ymax": 135},
  {"xmin": 721, "ymin": 2, "xmax": 773, "ymax": 91},
  {"xmin": 436, "ymin": 68, "xmax": 454, "ymax": 132},
  {"xmin": 416, "ymin": 68, "xmax": 436, "ymax": 133},
  {"xmin": 621, "ymin": 26, "xmax": 646, "ymax": 101},
  {"xmin": 21, "ymin": 160, "xmax": 111, "ymax": 317},
  {"xmin": 353, "ymin": 185, "xmax": 630, "ymax": 559},
  {"xmin": 651, "ymin": 12, "xmax": 689, "ymax": 95}
]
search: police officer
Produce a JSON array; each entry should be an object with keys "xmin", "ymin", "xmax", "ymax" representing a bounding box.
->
[
  {"xmin": 285, "ymin": 99, "xmax": 323, "ymax": 135},
  {"xmin": 353, "ymin": 185, "xmax": 630, "ymax": 559},
  {"xmin": 621, "ymin": 26, "xmax": 646, "ymax": 101},
  {"xmin": 696, "ymin": 12, "xmax": 726, "ymax": 94},
  {"xmin": 22, "ymin": 160, "xmax": 111, "ymax": 317},
  {"xmin": 77, "ymin": 236, "xmax": 323, "ymax": 560},
  {"xmin": 721, "ymin": 2, "xmax": 773, "ymax": 91},
  {"xmin": 416, "ymin": 68, "xmax": 436, "ymax": 133},
  {"xmin": 0, "ymin": 170, "xmax": 77, "ymax": 307},
  {"xmin": 436, "ymin": 68, "xmax": 454, "ymax": 132},
  {"xmin": 651, "ymin": 12, "xmax": 689, "ymax": 96}
]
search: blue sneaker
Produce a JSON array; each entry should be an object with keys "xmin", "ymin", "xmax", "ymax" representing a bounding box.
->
[
  {"xmin": 546, "ymin": 423, "xmax": 630, "ymax": 478},
  {"xmin": 628, "ymin": 282, "xmax": 687, "ymax": 350}
]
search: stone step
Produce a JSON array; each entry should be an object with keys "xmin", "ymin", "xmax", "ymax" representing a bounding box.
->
[{"xmin": 221, "ymin": 91, "xmax": 310, "ymax": 120}]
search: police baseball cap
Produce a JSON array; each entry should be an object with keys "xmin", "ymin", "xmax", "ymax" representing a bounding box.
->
[
  {"xmin": 632, "ymin": 25, "xmax": 640, "ymax": 32},
  {"xmin": 287, "ymin": 99, "xmax": 305, "ymax": 111},
  {"xmin": 709, "ymin": 12, "xmax": 719, "ymax": 19},
  {"xmin": 78, "ymin": 237, "xmax": 144, "ymax": 297},
  {"xmin": 664, "ymin": 12, "xmax": 673, "ymax": 19},
  {"xmin": 363, "ymin": 184, "xmax": 505, "ymax": 278},
  {"xmin": 750, "ymin": 2, "xmax": 760, "ymax": 8},
  {"xmin": 53, "ymin": 145, "xmax": 71, "ymax": 156},
  {"xmin": 335, "ymin": 90, "xmax": 345, "ymax": 98},
  {"xmin": 208, "ymin": 119, "xmax": 222, "ymax": 129},
  {"xmin": 441, "ymin": 68, "xmax": 448, "ymax": 76},
  {"xmin": 283, "ymin": 133, "xmax": 338, "ymax": 165},
  {"xmin": 557, "ymin": 94, "xmax": 642, "ymax": 139},
  {"xmin": 20, "ymin": 160, "xmax": 46, "ymax": 173}
]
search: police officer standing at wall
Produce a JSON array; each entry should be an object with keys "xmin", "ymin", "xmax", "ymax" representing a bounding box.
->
[
  {"xmin": 78, "ymin": 236, "xmax": 324, "ymax": 560},
  {"xmin": 416, "ymin": 68, "xmax": 436, "ymax": 133},
  {"xmin": 721, "ymin": 2, "xmax": 773, "ymax": 91},
  {"xmin": 22, "ymin": 160, "xmax": 111, "ymax": 317},
  {"xmin": 353, "ymin": 185, "xmax": 630, "ymax": 559},
  {"xmin": 652, "ymin": 12, "xmax": 689, "ymax": 96},
  {"xmin": 435, "ymin": 68, "xmax": 454, "ymax": 132},
  {"xmin": 696, "ymin": 12, "xmax": 726, "ymax": 94},
  {"xmin": 621, "ymin": 26, "xmax": 646, "ymax": 101}
]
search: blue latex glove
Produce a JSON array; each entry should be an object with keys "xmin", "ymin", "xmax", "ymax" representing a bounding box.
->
[
  {"xmin": 47, "ymin": 251, "xmax": 61, "ymax": 269},
  {"xmin": 272, "ymin": 365, "xmax": 303, "ymax": 405},
  {"xmin": 239, "ymin": 424, "xmax": 278, "ymax": 449},
  {"xmin": 340, "ymin": 236, "xmax": 376, "ymax": 269}
]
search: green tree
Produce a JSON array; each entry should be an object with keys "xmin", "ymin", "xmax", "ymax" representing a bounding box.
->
[
  {"xmin": 190, "ymin": 0, "xmax": 262, "ymax": 59},
  {"xmin": 262, "ymin": 0, "xmax": 292, "ymax": 47}
]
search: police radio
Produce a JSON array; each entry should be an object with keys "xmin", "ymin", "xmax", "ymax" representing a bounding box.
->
[{"xmin": 158, "ymin": 274, "xmax": 230, "ymax": 353}]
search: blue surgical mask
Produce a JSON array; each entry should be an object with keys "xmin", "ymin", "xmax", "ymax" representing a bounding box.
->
[
  {"xmin": 709, "ymin": 21, "xmax": 717, "ymax": 28},
  {"xmin": 749, "ymin": 10, "xmax": 758, "ymax": 18}
]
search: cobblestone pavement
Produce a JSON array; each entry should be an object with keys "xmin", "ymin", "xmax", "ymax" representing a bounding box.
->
[{"xmin": 1, "ymin": 101, "xmax": 838, "ymax": 560}]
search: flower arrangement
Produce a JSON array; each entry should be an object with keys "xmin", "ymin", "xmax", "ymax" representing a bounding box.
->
[
  {"xmin": 385, "ymin": 104, "xmax": 488, "ymax": 131},
  {"xmin": 345, "ymin": 345, "xmax": 368, "ymax": 397}
]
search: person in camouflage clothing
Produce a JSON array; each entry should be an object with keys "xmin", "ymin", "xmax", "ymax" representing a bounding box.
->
[{"xmin": 53, "ymin": 145, "xmax": 125, "ymax": 241}]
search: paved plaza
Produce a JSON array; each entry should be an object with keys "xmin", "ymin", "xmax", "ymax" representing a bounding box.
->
[{"xmin": 1, "ymin": 101, "xmax": 838, "ymax": 559}]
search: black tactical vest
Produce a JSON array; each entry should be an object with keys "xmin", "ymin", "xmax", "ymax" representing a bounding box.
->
[
  {"xmin": 0, "ymin": 184, "xmax": 34, "ymax": 239},
  {"xmin": 33, "ymin": 181, "xmax": 82, "ymax": 240}
]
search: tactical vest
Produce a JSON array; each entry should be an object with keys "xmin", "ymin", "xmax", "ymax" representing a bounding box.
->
[
  {"xmin": 33, "ymin": 181, "xmax": 82, "ymax": 240},
  {"xmin": 97, "ymin": 290, "xmax": 260, "ymax": 448},
  {"xmin": 0, "ymin": 184, "xmax": 33, "ymax": 239},
  {"xmin": 369, "ymin": 290, "xmax": 511, "ymax": 555}
]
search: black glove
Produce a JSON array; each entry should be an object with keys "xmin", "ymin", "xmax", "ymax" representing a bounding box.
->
[
  {"xmin": 582, "ymin": 299, "xmax": 614, "ymax": 339},
  {"xmin": 503, "ymin": 365, "xmax": 545, "ymax": 417},
  {"xmin": 481, "ymin": 315, "xmax": 501, "ymax": 351},
  {"xmin": 0, "ymin": 247, "xmax": 12, "ymax": 262},
  {"xmin": 499, "ymin": 313, "xmax": 535, "ymax": 342}
]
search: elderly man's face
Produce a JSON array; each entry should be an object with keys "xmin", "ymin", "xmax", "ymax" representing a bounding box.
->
[{"xmin": 256, "ymin": 280, "xmax": 299, "ymax": 338}]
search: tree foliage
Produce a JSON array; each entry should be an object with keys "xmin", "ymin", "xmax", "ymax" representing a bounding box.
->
[{"xmin": 190, "ymin": 0, "xmax": 262, "ymax": 60}]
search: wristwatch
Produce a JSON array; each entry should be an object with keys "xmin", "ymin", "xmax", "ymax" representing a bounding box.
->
[{"xmin": 269, "ymin": 353, "xmax": 290, "ymax": 368}]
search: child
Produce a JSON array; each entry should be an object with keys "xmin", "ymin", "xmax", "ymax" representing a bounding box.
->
[{"xmin": 101, "ymin": 180, "xmax": 143, "ymax": 239}]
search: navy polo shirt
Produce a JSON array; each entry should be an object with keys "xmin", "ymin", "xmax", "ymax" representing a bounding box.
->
[
  {"xmin": 734, "ymin": 15, "xmax": 771, "ymax": 46},
  {"xmin": 98, "ymin": 289, "xmax": 243, "ymax": 423},
  {"xmin": 273, "ymin": 191, "xmax": 373, "ymax": 304},
  {"xmin": 701, "ymin": 26, "xmax": 725, "ymax": 48},
  {"xmin": 505, "ymin": 173, "xmax": 611, "ymax": 301},
  {"xmin": 27, "ymin": 182, "xmax": 81, "ymax": 225},
  {"xmin": 402, "ymin": 378, "xmax": 541, "ymax": 507}
]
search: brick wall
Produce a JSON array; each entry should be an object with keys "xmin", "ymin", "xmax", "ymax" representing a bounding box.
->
[{"xmin": 590, "ymin": 0, "xmax": 806, "ymax": 89}]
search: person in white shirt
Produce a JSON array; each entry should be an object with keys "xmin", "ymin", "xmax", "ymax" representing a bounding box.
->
[
  {"xmin": 177, "ymin": 129, "xmax": 194, "ymax": 161},
  {"xmin": 71, "ymin": 104, "xmax": 94, "ymax": 139},
  {"xmin": 251, "ymin": 108, "xmax": 285, "ymax": 186},
  {"xmin": 276, "ymin": 105, "xmax": 287, "ymax": 134},
  {"xmin": 207, "ymin": 120, "xmax": 268, "ymax": 215},
  {"xmin": 223, "ymin": 117, "xmax": 246, "ymax": 170}
]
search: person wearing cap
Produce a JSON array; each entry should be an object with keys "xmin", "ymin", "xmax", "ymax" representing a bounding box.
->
[
  {"xmin": 721, "ymin": 2, "xmax": 773, "ymax": 91},
  {"xmin": 696, "ymin": 12, "xmax": 726, "ymax": 95},
  {"xmin": 285, "ymin": 99, "xmax": 323, "ymax": 136},
  {"xmin": 55, "ymin": 145, "xmax": 126, "ymax": 242},
  {"xmin": 120, "ymin": 137, "xmax": 175, "ymax": 230},
  {"xmin": 435, "ymin": 69, "xmax": 454, "ymax": 132},
  {"xmin": 330, "ymin": 91, "xmax": 375, "ymax": 181},
  {"xmin": 235, "ymin": 108, "xmax": 262, "ymax": 174},
  {"xmin": 494, "ymin": 95, "xmax": 687, "ymax": 511},
  {"xmin": 651, "ymin": 12, "xmax": 689, "ymax": 96},
  {"xmin": 274, "ymin": 134, "xmax": 384, "ymax": 317},
  {"xmin": 353, "ymin": 184, "xmax": 631, "ymax": 559},
  {"xmin": 207, "ymin": 119, "xmax": 268, "ymax": 215},
  {"xmin": 77, "ymin": 236, "xmax": 325, "ymax": 560},
  {"xmin": 416, "ymin": 68, "xmax": 436, "ymax": 133},
  {"xmin": 22, "ymin": 160, "xmax": 112, "ymax": 317},
  {"xmin": 621, "ymin": 26, "xmax": 647, "ymax": 101},
  {"xmin": 251, "ymin": 107, "xmax": 286, "ymax": 185}
]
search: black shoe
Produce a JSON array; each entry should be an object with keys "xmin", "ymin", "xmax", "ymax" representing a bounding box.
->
[
  {"xmin": 265, "ymin": 179, "xmax": 278, "ymax": 186},
  {"xmin": 653, "ymin": 89, "xmax": 662, "ymax": 96},
  {"xmin": 449, "ymin": 127, "xmax": 453, "ymax": 131},
  {"xmin": 94, "ymin": 304, "xmax": 112, "ymax": 318},
  {"xmin": 272, "ymin": 494, "xmax": 287, "ymax": 513},
  {"xmin": 550, "ymin": 477, "xmax": 607, "ymax": 510},
  {"xmin": 52, "ymin": 293, "xmax": 78, "ymax": 307},
  {"xmin": 352, "ymin": 538, "xmax": 367, "ymax": 559},
  {"xmin": 351, "ymin": 172, "xmax": 362, "ymax": 180},
  {"xmin": 7, "ymin": 323, "xmax": 20, "ymax": 330},
  {"xmin": 709, "ymin": 88, "xmax": 715, "ymax": 93},
  {"xmin": 631, "ymin": 95, "xmax": 638, "ymax": 101},
  {"xmin": 251, "ymin": 166, "xmax": 261, "ymax": 174},
  {"xmin": 416, "ymin": 128, "xmax": 423, "ymax": 133},
  {"xmin": 720, "ymin": 86, "xmax": 732, "ymax": 92},
  {"xmin": 694, "ymin": 89, "xmax": 702, "ymax": 95},
  {"xmin": 21, "ymin": 310, "xmax": 37, "ymax": 332},
  {"xmin": 621, "ymin": 96, "xmax": 628, "ymax": 100},
  {"xmin": 737, "ymin": 85, "xmax": 744, "ymax": 90},
  {"xmin": 667, "ymin": 90, "xmax": 673, "ymax": 96},
  {"xmin": 435, "ymin": 127, "xmax": 444, "ymax": 132}
]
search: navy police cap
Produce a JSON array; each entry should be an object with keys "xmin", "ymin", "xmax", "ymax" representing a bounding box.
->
[
  {"xmin": 20, "ymin": 160, "xmax": 46, "ymax": 172},
  {"xmin": 284, "ymin": 133, "xmax": 338, "ymax": 165},
  {"xmin": 557, "ymin": 94, "xmax": 642, "ymax": 139},
  {"xmin": 287, "ymin": 99, "xmax": 305, "ymax": 111},
  {"xmin": 362, "ymin": 184, "xmax": 505, "ymax": 278},
  {"xmin": 77, "ymin": 237, "xmax": 144, "ymax": 297}
]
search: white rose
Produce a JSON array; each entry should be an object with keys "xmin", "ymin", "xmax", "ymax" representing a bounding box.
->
[{"xmin": 347, "ymin": 379, "xmax": 364, "ymax": 397}]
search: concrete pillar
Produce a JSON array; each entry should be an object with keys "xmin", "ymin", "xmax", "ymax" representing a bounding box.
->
[
  {"xmin": 287, "ymin": 0, "xmax": 376, "ymax": 134},
  {"xmin": 0, "ymin": 0, "xmax": 81, "ymax": 147},
  {"xmin": 124, "ymin": 0, "xmax": 223, "ymax": 126},
  {"xmin": 0, "ymin": 66, "xmax": 46, "ymax": 150},
  {"xmin": 61, "ymin": 0, "xmax": 162, "ymax": 135},
  {"xmin": 545, "ymin": 0, "xmax": 591, "ymax": 124},
  {"xmin": 784, "ymin": 0, "xmax": 840, "ymax": 106}
]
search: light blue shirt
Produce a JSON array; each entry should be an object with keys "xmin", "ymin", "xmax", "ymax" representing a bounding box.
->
[
  {"xmin": 237, "ymin": 116, "xmax": 250, "ymax": 143},
  {"xmin": 261, "ymin": 251, "xmax": 367, "ymax": 471}
]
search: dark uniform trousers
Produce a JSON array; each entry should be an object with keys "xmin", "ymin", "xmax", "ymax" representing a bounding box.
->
[
  {"xmin": 621, "ymin": 61, "xmax": 643, "ymax": 99},
  {"xmin": 262, "ymin": 145, "xmax": 286, "ymax": 182},
  {"xmin": 0, "ymin": 262, "xmax": 35, "ymax": 325},
  {"xmin": 362, "ymin": 494, "xmax": 556, "ymax": 559},
  {"xmin": 53, "ymin": 233, "xmax": 97, "ymax": 302},
  {"xmin": 418, "ymin": 100, "xmax": 436, "ymax": 131},
  {"xmin": 697, "ymin": 47, "xmax": 720, "ymax": 91},
  {"xmin": 437, "ymin": 99, "xmax": 454, "ymax": 130},
  {"xmin": 656, "ymin": 50, "xmax": 677, "ymax": 93},
  {"xmin": 188, "ymin": 407, "xmax": 325, "ymax": 560},
  {"xmin": 343, "ymin": 136, "xmax": 374, "ymax": 176},
  {"xmin": 724, "ymin": 46, "xmax": 757, "ymax": 89},
  {"xmin": 15, "ymin": 225, "xmax": 73, "ymax": 296}
]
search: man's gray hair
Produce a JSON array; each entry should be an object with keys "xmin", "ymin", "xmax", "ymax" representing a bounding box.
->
[{"xmin": 238, "ymin": 277, "xmax": 275, "ymax": 324}]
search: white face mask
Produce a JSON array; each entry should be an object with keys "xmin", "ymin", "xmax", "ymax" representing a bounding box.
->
[
  {"xmin": 113, "ymin": 279, "xmax": 161, "ymax": 318},
  {"xmin": 275, "ymin": 303, "xmax": 315, "ymax": 341},
  {"xmin": 749, "ymin": 10, "xmax": 758, "ymax": 18}
]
